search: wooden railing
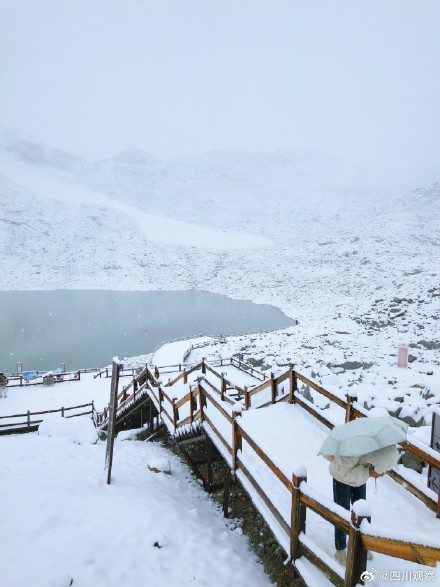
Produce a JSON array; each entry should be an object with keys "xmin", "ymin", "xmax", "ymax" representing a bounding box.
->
[
  {"xmin": 197, "ymin": 382, "xmax": 440, "ymax": 586},
  {"xmin": 7, "ymin": 370, "xmax": 82, "ymax": 387},
  {"xmin": 95, "ymin": 359, "xmax": 440, "ymax": 515},
  {"xmin": 239, "ymin": 364, "xmax": 440, "ymax": 515},
  {"xmin": 93, "ymin": 367, "xmax": 143, "ymax": 379},
  {"xmin": 96, "ymin": 359, "xmax": 440, "ymax": 517},
  {"xmin": 0, "ymin": 402, "xmax": 96, "ymax": 434},
  {"xmin": 96, "ymin": 366, "xmax": 151, "ymax": 427},
  {"xmin": 94, "ymin": 357, "xmax": 440, "ymax": 584}
]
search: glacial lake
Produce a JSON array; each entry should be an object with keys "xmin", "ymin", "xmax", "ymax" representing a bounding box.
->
[{"xmin": 0, "ymin": 290, "xmax": 295, "ymax": 372}]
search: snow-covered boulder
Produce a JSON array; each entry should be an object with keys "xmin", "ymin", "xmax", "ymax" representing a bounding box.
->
[{"xmin": 38, "ymin": 414, "xmax": 98, "ymax": 444}]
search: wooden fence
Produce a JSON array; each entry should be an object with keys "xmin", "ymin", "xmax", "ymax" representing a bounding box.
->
[
  {"xmin": 95, "ymin": 358, "xmax": 440, "ymax": 585},
  {"xmin": 94, "ymin": 367, "xmax": 143, "ymax": 379},
  {"xmin": 97, "ymin": 359, "xmax": 440, "ymax": 516},
  {"xmin": 196, "ymin": 381, "xmax": 440, "ymax": 586},
  {"xmin": 0, "ymin": 402, "xmax": 96, "ymax": 435},
  {"xmin": 7, "ymin": 370, "xmax": 82, "ymax": 388}
]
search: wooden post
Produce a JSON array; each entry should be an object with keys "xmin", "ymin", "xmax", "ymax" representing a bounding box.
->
[
  {"xmin": 158, "ymin": 387, "xmax": 163, "ymax": 415},
  {"xmin": 154, "ymin": 366, "xmax": 159, "ymax": 379},
  {"xmin": 198, "ymin": 381, "xmax": 205, "ymax": 422},
  {"xmin": 437, "ymin": 484, "xmax": 440, "ymax": 520},
  {"xmin": 290, "ymin": 472, "xmax": 307, "ymax": 561},
  {"xmin": 105, "ymin": 361, "xmax": 120, "ymax": 485},
  {"xmin": 27, "ymin": 410, "xmax": 30, "ymax": 430},
  {"xmin": 201, "ymin": 358, "xmax": 206, "ymax": 375},
  {"xmin": 221, "ymin": 374, "xmax": 225, "ymax": 401},
  {"xmin": 244, "ymin": 386, "xmax": 250, "ymax": 410},
  {"xmin": 271, "ymin": 372, "xmax": 276, "ymax": 404},
  {"xmin": 232, "ymin": 414, "xmax": 242, "ymax": 476},
  {"xmin": 77, "ymin": 370, "xmax": 81, "ymax": 381},
  {"xmin": 189, "ymin": 385, "xmax": 194, "ymax": 425},
  {"xmin": 61, "ymin": 406, "xmax": 65, "ymax": 417},
  {"xmin": 289, "ymin": 364, "xmax": 297, "ymax": 404},
  {"xmin": 173, "ymin": 399, "xmax": 179, "ymax": 431},
  {"xmin": 183, "ymin": 369, "xmax": 187, "ymax": 384},
  {"xmin": 345, "ymin": 509, "xmax": 371, "ymax": 587},
  {"xmin": 345, "ymin": 395, "xmax": 358, "ymax": 423},
  {"xmin": 20, "ymin": 376, "xmax": 23, "ymax": 387}
]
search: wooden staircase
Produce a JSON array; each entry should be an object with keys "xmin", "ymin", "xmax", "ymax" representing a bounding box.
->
[{"xmin": 95, "ymin": 357, "xmax": 440, "ymax": 587}]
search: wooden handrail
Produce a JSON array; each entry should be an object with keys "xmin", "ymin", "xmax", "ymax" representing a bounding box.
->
[
  {"xmin": 238, "ymin": 424, "xmax": 292, "ymax": 493},
  {"xmin": 95, "ymin": 357, "xmax": 440, "ymax": 531},
  {"xmin": 294, "ymin": 371, "xmax": 346, "ymax": 409},
  {"xmin": 199, "ymin": 384, "xmax": 234, "ymax": 424},
  {"xmin": 201, "ymin": 377, "xmax": 235, "ymax": 406},
  {"xmin": 192, "ymin": 363, "xmax": 440, "ymax": 580},
  {"xmin": 248, "ymin": 378, "xmax": 271, "ymax": 397},
  {"xmin": 360, "ymin": 534, "xmax": 440, "ymax": 567},
  {"xmin": 0, "ymin": 402, "xmax": 94, "ymax": 420},
  {"xmin": 230, "ymin": 356, "xmax": 267, "ymax": 381},
  {"xmin": 163, "ymin": 361, "xmax": 204, "ymax": 387},
  {"xmin": 175, "ymin": 390, "xmax": 192, "ymax": 410}
]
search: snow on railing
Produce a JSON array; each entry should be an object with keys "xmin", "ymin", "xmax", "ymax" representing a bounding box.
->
[
  {"xmin": 195, "ymin": 382, "xmax": 440, "ymax": 586},
  {"xmin": 95, "ymin": 358, "xmax": 440, "ymax": 519},
  {"xmin": 0, "ymin": 402, "xmax": 96, "ymax": 435},
  {"xmin": 93, "ymin": 356, "xmax": 440, "ymax": 584},
  {"xmin": 7, "ymin": 370, "xmax": 82, "ymax": 387}
]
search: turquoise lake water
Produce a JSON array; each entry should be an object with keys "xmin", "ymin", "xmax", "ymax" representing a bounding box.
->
[{"xmin": 0, "ymin": 290, "xmax": 295, "ymax": 372}]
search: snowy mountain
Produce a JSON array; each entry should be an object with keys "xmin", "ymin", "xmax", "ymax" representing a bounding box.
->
[{"xmin": 1, "ymin": 130, "xmax": 439, "ymax": 423}]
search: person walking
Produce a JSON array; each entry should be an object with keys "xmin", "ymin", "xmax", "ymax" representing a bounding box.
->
[
  {"xmin": 325, "ymin": 446, "xmax": 397, "ymax": 564},
  {"xmin": 318, "ymin": 415, "xmax": 407, "ymax": 565},
  {"xmin": 0, "ymin": 372, "xmax": 8, "ymax": 398}
]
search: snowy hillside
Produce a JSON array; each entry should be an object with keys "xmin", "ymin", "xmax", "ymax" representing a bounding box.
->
[{"xmin": 1, "ymin": 130, "xmax": 439, "ymax": 423}]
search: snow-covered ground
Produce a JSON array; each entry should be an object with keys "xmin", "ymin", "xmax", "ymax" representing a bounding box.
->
[
  {"xmin": 1, "ymin": 131, "xmax": 440, "ymax": 586},
  {"xmin": 1, "ymin": 368, "xmax": 439, "ymax": 587},
  {"xmin": 0, "ymin": 374, "xmax": 273, "ymax": 587},
  {"xmin": 1, "ymin": 131, "xmax": 439, "ymax": 427}
]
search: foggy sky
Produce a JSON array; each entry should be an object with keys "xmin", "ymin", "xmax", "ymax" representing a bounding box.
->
[{"xmin": 1, "ymin": 0, "xmax": 439, "ymax": 184}]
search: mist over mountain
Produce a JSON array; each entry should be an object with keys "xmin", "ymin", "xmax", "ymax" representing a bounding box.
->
[{"xmin": 1, "ymin": 131, "xmax": 438, "ymax": 343}]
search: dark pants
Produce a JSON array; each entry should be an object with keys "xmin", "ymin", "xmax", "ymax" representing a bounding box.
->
[{"xmin": 333, "ymin": 479, "xmax": 366, "ymax": 550}]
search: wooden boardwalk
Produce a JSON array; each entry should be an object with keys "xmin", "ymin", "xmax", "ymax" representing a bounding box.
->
[{"xmin": 97, "ymin": 358, "xmax": 440, "ymax": 587}]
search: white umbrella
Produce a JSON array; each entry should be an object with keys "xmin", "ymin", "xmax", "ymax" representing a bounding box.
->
[{"xmin": 318, "ymin": 416, "xmax": 408, "ymax": 458}]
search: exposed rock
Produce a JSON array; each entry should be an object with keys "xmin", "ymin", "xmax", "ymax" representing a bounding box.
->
[
  {"xmin": 248, "ymin": 357, "xmax": 264, "ymax": 367},
  {"xmin": 398, "ymin": 415, "xmax": 425, "ymax": 428},
  {"xmin": 333, "ymin": 361, "xmax": 374, "ymax": 371},
  {"xmin": 401, "ymin": 451, "xmax": 425, "ymax": 474},
  {"xmin": 417, "ymin": 340, "xmax": 440, "ymax": 350},
  {"xmin": 300, "ymin": 385, "xmax": 314, "ymax": 404}
]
